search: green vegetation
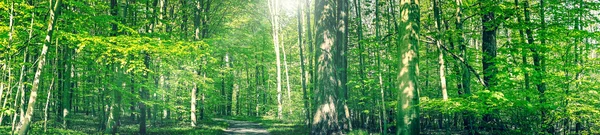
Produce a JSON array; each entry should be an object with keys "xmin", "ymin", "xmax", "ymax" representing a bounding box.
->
[{"xmin": 1, "ymin": 0, "xmax": 599, "ymax": 135}]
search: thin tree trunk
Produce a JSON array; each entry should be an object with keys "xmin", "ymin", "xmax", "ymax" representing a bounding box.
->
[
  {"xmin": 305, "ymin": 0, "xmax": 314, "ymax": 129},
  {"xmin": 43, "ymin": 78, "xmax": 55, "ymax": 132},
  {"xmin": 13, "ymin": 46, "xmax": 29, "ymax": 134},
  {"xmin": 297, "ymin": 0, "xmax": 310, "ymax": 127},
  {"xmin": 282, "ymin": 36, "xmax": 293, "ymax": 115},
  {"xmin": 139, "ymin": 53, "xmax": 150, "ymax": 135},
  {"xmin": 268, "ymin": 0, "xmax": 283, "ymax": 119},
  {"xmin": 455, "ymin": 0, "xmax": 473, "ymax": 133},
  {"xmin": 539, "ymin": 0, "xmax": 549, "ymax": 132},
  {"xmin": 191, "ymin": 83, "xmax": 197, "ymax": 126},
  {"xmin": 433, "ymin": 0, "xmax": 448, "ymax": 101}
]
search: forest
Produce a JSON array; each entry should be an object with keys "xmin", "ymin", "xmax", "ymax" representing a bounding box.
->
[{"xmin": 0, "ymin": 0, "xmax": 599, "ymax": 134}]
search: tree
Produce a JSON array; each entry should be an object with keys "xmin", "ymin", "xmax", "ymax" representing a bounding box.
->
[
  {"xmin": 15, "ymin": 0, "xmax": 63, "ymax": 134},
  {"xmin": 268, "ymin": 0, "xmax": 284, "ymax": 119},
  {"xmin": 480, "ymin": 0, "xmax": 498, "ymax": 89},
  {"xmin": 396, "ymin": 0, "xmax": 420, "ymax": 134},
  {"xmin": 311, "ymin": 0, "xmax": 345, "ymax": 134}
]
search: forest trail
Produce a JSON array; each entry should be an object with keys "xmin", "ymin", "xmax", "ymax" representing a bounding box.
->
[{"xmin": 213, "ymin": 118, "xmax": 271, "ymax": 135}]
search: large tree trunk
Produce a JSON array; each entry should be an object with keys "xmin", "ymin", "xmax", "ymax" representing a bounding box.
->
[
  {"xmin": 311, "ymin": 0, "xmax": 346, "ymax": 134},
  {"xmin": 396, "ymin": 0, "xmax": 420, "ymax": 134},
  {"xmin": 16, "ymin": 0, "xmax": 63, "ymax": 134}
]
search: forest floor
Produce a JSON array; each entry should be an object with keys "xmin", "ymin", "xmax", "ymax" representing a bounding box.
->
[
  {"xmin": 0, "ymin": 113, "xmax": 228, "ymax": 135},
  {"xmin": 214, "ymin": 118, "xmax": 270, "ymax": 135},
  {"xmin": 220, "ymin": 116, "xmax": 309, "ymax": 135}
]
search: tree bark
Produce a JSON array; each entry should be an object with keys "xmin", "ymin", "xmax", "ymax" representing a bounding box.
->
[
  {"xmin": 433, "ymin": 0, "xmax": 448, "ymax": 101},
  {"xmin": 311, "ymin": 0, "xmax": 345, "ymax": 134},
  {"xmin": 396, "ymin": 0, "xmax": 420, "ymax": 134},
  {"xmin": 191, "ymin": 83, "xmax": 197, "ymax": 127},
  {"xmin": 480, "ymin": 0, "xmax": 498, "ymax": 89}
]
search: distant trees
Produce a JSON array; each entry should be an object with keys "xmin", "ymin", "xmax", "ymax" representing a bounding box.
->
[{"xmin": 1, "ymin": 0, "xmax": 599, "ymax": 134}]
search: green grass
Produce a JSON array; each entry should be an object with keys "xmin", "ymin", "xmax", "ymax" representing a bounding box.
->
[
  {"xmin": 118, "ymin": 119, "xmax": 228, "ymax": 135},
  {"xmin": 2, "ymin": 113, "xmax": 227, "ymax": 135},
  {"xmin": 0, "ymin": 125, "xmax": 88, "ymax": 135}
]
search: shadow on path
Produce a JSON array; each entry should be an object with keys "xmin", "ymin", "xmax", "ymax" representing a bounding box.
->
[{"xmin": 213, "ymin": 118, "xmax": 270, "ymax": 135}]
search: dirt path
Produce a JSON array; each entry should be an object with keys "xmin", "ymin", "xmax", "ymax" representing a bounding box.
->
[{"xmin": 213, "ymin": 118, "xmax": 270, "ymax": 135}]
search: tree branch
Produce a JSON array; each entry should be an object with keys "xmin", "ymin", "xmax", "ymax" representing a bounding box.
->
[{"xmin": 423, "ymin": 36, "xmax": 488, "ymax": 88}]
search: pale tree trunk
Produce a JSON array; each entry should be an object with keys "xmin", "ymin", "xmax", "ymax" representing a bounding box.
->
[
  {"xmin": 44, "ymin": 78, "xmax": 55, "ymax": 132},
  {"xmin": 191, "ymin": 83, "xmax": 197, "ymax": 127},
  {"xmin": 16, "ymin": 0, "xmax": 63, "ymax": 134},
  {"xmin": 0, "ymin": 64, "xmax": 5, "ymax": 125},
  {"xmin": 433, "ymin": 0, "xmax": 448, "ymax": 101},
  {"xmin": 268, "ymin": 0, "xmax": 283, "ymax": 119},
  {"xmin": 396, "ymin": 0, "xmax": 420, "ymax": 134},
  {"xmin": 281, "ymin": 34, "xmax": 293, "ymax": 115},
  {"xmin": 13, "ymin": 46, "xmax": 28, "ymax": 134}
]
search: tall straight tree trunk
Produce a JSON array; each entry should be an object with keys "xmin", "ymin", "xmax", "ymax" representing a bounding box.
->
[
  {"xmin": 337, "ymin": 0, "xmax": 351, "ymax": 131},
  {"xmin": 16, "ymin": 0, "xmax": 63, "ymax": 134},
  {"xmin": 110, "ymin": 1, "xmax": 121, "ymax": 134},
  {"xmin": 305, "ymin": 0, "xmax": 314, "ymax": 129},
  {"xmin": 268, "ymin": 0, "xmax": 283, "ymax": 119},
  {"xmin": 139, "ymin": 53, "xmax": 150, "ymax": 135},
  {"xmin": 44, "ymin": 78, "xmax": 54, "ymax": 132},
  {"xmin": 311, "ymin": 0, "xmax": 345, "ymax": 134},
  {"xmin": 396, "ymin": 0, "xmax": 420, "ymax": 134},
  {"xmin": 538, "ymin": 0, "xmax": 549, "ymax": 132},
  {"xmin": 480, "ymin": 0, "xmax": 498, "ymax": 89},
  {"xmin": 455, "ymin": 0, "xmax": 474, "ymax": 133},
  {"xmin": 480, "ymin": 0, "xmax": 499, "ymax": 130},
  {"xmin": 281, "ymin": 35, "xmax": 293, "ymax": 115},
  {"xmin": 433, "ymin": 0, "xmax": 448, "ymax": 101},
  {"xmin": 297, "ymin": 0, "xmax": 311, "ymax": 127},
  {"xmin": 191, "ymin": 83, "xmax": 197, "ymax": 126},
  {"xmin": 353, "ymin": 0, "xmax": 368, "ymax": 129}
]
